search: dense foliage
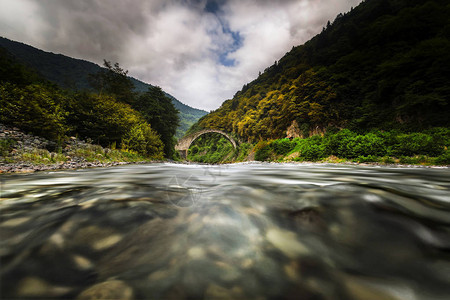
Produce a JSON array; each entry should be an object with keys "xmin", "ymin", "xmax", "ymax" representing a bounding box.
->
[
  {"xmin": 0, "ymin": 36, "xmax": 207, "ymax": 137},
  {"xmin": 88, "ymin": 60, "xmax": 136, "ymax": 104},
  {"xmin": 88, "ymin": 60, "xmax": 179, "ymax": 157},
  {"xmin": 1, "ymin": 83, "xmax": 68, "ymax": 141},
  {"xmin": 192, "ymin": 0, "xmax": 449, "ymax": 142},
  {"xmin": 255, "ymin": 128, "xmax": 450, "ymax": 165},
  {"xmin": 0, "ymin": 50, "xmax": 164, "ymax": 159},
  {"xmin": 187, "ymin": 133, "xmax": 235, "ymax": 163},
  {"xmin": 185, "ymin": 132, "xmax": 252, "ymax": 164},
  {"xmin": 135, "ymin": 87, "xmax": 179, "ymax": 158},
  {"xmin": 181, "ymin": 127, "xmax": 449, "ymax": 165}
]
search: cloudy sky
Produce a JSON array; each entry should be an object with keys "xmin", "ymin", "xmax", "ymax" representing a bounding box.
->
[{"xmin": 0, "ymin": 0, "xmax": 362, "ymax": 110}]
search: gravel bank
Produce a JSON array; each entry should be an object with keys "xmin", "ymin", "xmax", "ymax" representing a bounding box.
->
[
  {"xmin": 0, "ymin": 124, "xmax": 148, "ymax": 173},
  {"xmin": 0, "ymin": 161, "xmax": 131, "ymax": 174}
]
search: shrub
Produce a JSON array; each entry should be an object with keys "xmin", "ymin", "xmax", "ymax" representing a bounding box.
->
[
  {"xmin": 398, "ymin": 155, "xmax": 431, "ymax": 165},
  {"xmin": 381, "ymin": 156, "xmax": 396, "ymax": 164},
  {"xmin": 356, "ymin": 155, "xmax": 379, "ymax": 163},
  {"xmin": 121, "ymin": 122, "xmax": 164, "ymax": 159},
  {"xmin": 324, "ymin": 129, "xmax": 357, "ymax": 158},
  {"xmin": 295, "ymin": 135, "xmax": 326, "ymax": 161},
  {"xmin": 434, "ymin": 151, "xmax": 450, "ymax": 165},
  {"xmin": 271, "ymin": 138, "xmax": 297, "ymax": 155},
  {"xmin": 254, "ymin": 140, "xmax": 272, "ymax": 161},
  {"xmin": 429, "ymin": 128, "xmax": 450, "ymax": 146},
  {"xmin": 255, "ymin": 144, "xmax": 271, "ymax": 161},
  {"xmin": 189, "ymin": 145, "xmax": 199, "ymax": 155},
  {"xmin": 346, "ymin": 133, "xmax": 386, "ymax": 158},
  {"xmin": 236, "ymin": 143, "xmax": 252, "ymax": 161},
  {"xmin": 302, "ymin": 144, "xmax": 326, "ymax": 161},
  {"xmin": 393, "ymin": 133, "xmax": 444, "ymax": 156}
]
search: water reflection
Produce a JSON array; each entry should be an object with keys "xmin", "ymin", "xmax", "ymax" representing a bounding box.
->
[{"xmin": 1, "ymin": 163, "xmax": 450, "ymax": 299}]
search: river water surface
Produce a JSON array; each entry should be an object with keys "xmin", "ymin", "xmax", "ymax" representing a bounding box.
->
[{"xmin": 1, "ymin": 163, "xmax": 450, "ymax": 299}]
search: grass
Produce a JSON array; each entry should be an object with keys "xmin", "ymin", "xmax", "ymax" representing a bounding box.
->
[{"xmin": 15, "ymin": 149, "xmax": 68, "ymax": 164}]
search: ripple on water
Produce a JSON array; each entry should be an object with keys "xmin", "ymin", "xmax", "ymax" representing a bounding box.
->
[{"xmin": 1, "ymin": 163, "xmax": 449, "ymax": 299}]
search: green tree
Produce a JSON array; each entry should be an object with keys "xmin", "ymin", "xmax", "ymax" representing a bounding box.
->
[
  {"xmin": 0, "ymin": 83, "xmax": 68, "ymax": 141},
  {"xmin": 135, "ymin": 86, "xmax": 179, "ymax": 158},
  {"xmin": 65, "ymin": 92, "xmax": 164, "ymax": 158},
  {"xmin": 121, "ymin": 122, "xmax": 164, "ymax": 159},
  {"xmin": 89, "ymin": 60, "xmax": 136, "ymax": 104}
]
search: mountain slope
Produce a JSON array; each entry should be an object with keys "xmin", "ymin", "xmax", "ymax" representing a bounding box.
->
[
  {"xmin": 191, "ymin": 0, "xmax": 449, "ymax": 142},
  {"xmin": 0, "ymin": 37, "xmax": 207, "ymax": 138}
]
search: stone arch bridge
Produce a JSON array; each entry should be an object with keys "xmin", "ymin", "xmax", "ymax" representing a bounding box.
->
[{"xmin": 175, "ymin": 129, "xmax": 237, "ymax": 159}]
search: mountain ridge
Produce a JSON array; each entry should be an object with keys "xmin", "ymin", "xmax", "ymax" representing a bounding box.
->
[
  {"xmin": 0, "ymin": 36, "xmax": 207, "ymax": 138},
  {"xmin": 191, "ymin": 0, "xmax": 449, "ymax": 141}
]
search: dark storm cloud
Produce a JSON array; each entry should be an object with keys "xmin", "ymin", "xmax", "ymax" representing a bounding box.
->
[{"xmin": 0, "ymin": 0, "xmax": 362, "ymax": 110}]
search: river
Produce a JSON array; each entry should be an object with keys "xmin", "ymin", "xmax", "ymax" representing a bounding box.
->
[{"xmin": 1, "ymin": 163, "xmax": 450, "ymax": 299}]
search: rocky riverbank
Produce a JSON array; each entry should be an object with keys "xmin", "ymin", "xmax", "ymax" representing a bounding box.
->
[
  {"xmin": 0, "ymin": 124, "xmax": 150, "ymax": 173},
  {"xmin": 0, "ymin": 161, "xmax": 132, "ymax": 174}
]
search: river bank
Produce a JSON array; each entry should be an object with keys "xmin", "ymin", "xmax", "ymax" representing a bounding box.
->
[
  {"xmin": 0, "ymin": 123, "xmax": 154, "ymax": 174},
  {"xmin": 0, "ymin": 161, "xmax": 133, "ymax": 174},
  {"xmin": 1, "ymin": 124, "xmax": 448, "ymax": 174},
  {"xmin": 2, "ymin": 159, "xmax": 447, "ymax": 174}
]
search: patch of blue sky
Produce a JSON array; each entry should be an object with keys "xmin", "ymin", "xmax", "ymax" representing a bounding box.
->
[
  {"xmin": 203, "ymin": 0, "xmax": 242, "ymax": 67},
  {"xmin": 218, "ymin": 28, "xmax": 242, "ymax": 66},
  {"xmin": 204, "ymin": 0, "xmax": 226, "ymax": 14}
]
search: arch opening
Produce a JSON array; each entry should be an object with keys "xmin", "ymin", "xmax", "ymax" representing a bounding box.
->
[
  {"xmin": 175, "ymin": 129, "xmax": 237, "ymax": 160},
  {"xmin": 187, "ymin": 132, "xmax": 235, "ymax": 163}
]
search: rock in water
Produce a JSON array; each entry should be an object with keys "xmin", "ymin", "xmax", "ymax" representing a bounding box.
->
[{"xmin": 76, "ymin": 280, "xmax": 134, "ymax": 300}]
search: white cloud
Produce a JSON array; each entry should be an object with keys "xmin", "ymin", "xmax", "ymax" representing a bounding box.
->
[{"xmin": 0, "ymin": 0, "xmax": 362, "ymax": 110}]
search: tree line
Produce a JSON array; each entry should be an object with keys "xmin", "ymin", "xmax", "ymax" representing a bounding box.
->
[{"xmin": 0, "ymin": 49, "xmax": 180, "ymax": 159}]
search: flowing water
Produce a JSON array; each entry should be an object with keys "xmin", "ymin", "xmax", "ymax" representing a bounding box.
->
[{"xmin": 1, "ymin": 163, "xmax": 450, "ymax": 299}]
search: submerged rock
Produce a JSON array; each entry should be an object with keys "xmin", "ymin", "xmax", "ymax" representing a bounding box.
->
[{"xmin": 76, "ymin": 280, "xmax": 134, "ymax": 300}]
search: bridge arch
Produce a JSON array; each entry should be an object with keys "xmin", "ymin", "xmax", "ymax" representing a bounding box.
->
[{"xmin": 175, "ymin": 129, "xmax": 237, "ymax": 159}]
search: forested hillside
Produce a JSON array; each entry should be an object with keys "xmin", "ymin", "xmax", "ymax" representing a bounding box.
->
[
  {"xmin": 0, "ymin": 37, "xmax": 207, "ymax": 138},
  {"xmin": 0, "ymin": 47, "xmax": 175, "ymax": 159},
  {"xmin": 192, "ymin": 0, "xmax": 449, "ymax": 142}
]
